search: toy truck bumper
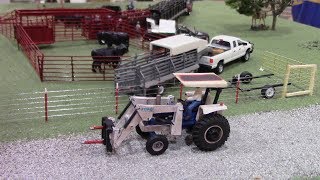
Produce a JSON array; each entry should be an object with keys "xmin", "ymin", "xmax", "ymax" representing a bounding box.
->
[{"xmin": 249, "ymin": 42, "xmax": 254, "ymax": 53}]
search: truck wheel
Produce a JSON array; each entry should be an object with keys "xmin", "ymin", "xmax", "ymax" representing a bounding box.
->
[
  {"xmin": 261, "ymin": 85, "xmax": 275, "ymax": 99},
  {"xmin": 136, "ymin": 125, "xmax": 149, "ymax": 139},
  {"xmin": 192, "ymin": 114, "xmax": 230, "ymax": 151},
  {"xmin": 215, "ymin": 61, "xmax": 224, "ymax": 74},
  {"xmin": 242, "ymin": 50, "xmax": 250, "ymax": 62},
  {"xmin": 146, "ymin": 135, "xmax": 169, "ymax": 155},
  {"xmin": 158, "ymin": 85, "xmax": 165, "ymax": 95},
  {"xmin": 240, "ymin": 71, "xmax": 253, "ymax": 84}
]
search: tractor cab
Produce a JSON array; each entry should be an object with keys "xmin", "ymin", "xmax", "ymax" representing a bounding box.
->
[{"xmin": 173, "ymin": 73, "xmax": 228, "ymax": 128}]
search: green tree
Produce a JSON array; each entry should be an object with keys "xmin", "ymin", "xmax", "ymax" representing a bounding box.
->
[
  {"xmin": 267, "ymin": 0, "xmax": 292, "ymax": 30},
  {"xmin": 225, "ymin": 0, "xmax": 263, "ymax": 16},
  {"xmin": 225, "ymin": 0, "xmax": 291, "ymax": 30}
]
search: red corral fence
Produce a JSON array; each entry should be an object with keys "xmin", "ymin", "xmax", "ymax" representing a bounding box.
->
[
  {"xmin": 42, "ymin": 55, "xmax": 133, "ymax": 81},
  {"xmin": 15, "ymin": 25, "xmax": 44, "ymax": 77},
  {"xmin": 0, "ymin": 8, "xmax": 165, "ymax": 81}
]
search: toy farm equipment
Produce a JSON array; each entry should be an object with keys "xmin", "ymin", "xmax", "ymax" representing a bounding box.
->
[
  {"xmin": 84, "ymin": 73, "xmax": 230, "ymax": 155},
  {"xmin": 115, "ymin": 34, "xmax": 209, "ymax": 95}
]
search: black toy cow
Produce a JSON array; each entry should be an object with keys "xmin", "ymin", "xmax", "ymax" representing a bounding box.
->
[
  {"xmin": 96, "ymin": 31, "xmax": 130, "ymax": 48},
  {"xmin": 91, "ymin": 44, "xmax": 128, "ymax": 73}
]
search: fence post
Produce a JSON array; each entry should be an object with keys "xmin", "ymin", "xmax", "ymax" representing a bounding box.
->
[
  {"xmin": 309, "ymin": 64, "xmax": 317, "ymax": 96},
  {"xmin": 179, "ymin": 83, "xmax": 183, "ymax": 99},
  {"xmin": 71, "ymin": 56, "xmax": 74, "ymax": 81},
  {"xmin": 282, "ymin": 64, "xmax": 291, "ymax": 98},
  {"xmin": 71, "ymin": 25, "xmax": 74, "ymax": 41},
  {"xmin": 38, "ymin": 56, "xmax": 43, "ymax": 81},
  {"xmin": 103, "ymin": 63, "xmax": 106, "ymax": 81},
  {"xmin": 235, "ymin": 74, "xmax": 240, "ymax": 104},
  {"xmin": 44, "ymin": 88, "xmax": 48, "ymax": 122},
  {"xmin": 115, "ymin": 83, "xmax": 119, "ymax": 114}
]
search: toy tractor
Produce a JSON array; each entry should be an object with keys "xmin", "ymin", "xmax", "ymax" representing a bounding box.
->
[{"xmin": 84, "ymin": 73, "xmax": 230, "ymax": 155}]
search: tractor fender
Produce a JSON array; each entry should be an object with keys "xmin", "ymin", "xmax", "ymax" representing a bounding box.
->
[{"xmin": 196, "ymin": 104, "xmax": 227, "ymax": 121}]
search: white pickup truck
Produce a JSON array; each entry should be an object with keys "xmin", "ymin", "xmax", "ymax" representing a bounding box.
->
[{"xmin": 199, "ymin": 35, "xmax": 254, "ymax": 74}]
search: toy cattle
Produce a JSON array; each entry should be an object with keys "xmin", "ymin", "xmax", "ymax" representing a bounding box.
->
[
  {"xmin": 96, "ymin": 31, "xmax": 129, "ymax": 48},
  {"xmin": 91, "ymin": 44, "xmax": 128, "ymax": 73}
]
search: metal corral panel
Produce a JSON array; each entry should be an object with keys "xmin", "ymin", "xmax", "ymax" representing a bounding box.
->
[{"xmin": 115, "ymin": 49, "xmax": 199, "ymax": 90}]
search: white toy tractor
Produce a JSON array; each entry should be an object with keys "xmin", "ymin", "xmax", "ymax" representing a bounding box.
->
[{"xmin": 85, "ymin": 73, "xmax": 230, "ymax": 155}]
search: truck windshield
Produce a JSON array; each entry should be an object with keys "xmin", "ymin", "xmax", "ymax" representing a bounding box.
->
[{"xmin": 211, "ymin": 39, "xmax": 231, "ymax": 50}]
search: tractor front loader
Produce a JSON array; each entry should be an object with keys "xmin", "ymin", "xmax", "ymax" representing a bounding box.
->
[{"xmin": 85, "ymin": 73, "xmax": 231, "ymax": 156}]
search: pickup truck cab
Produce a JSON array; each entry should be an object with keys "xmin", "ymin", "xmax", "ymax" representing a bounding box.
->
[{"xmin": 199, "ymin": 35, "xmax": 254, "ymax": 74}]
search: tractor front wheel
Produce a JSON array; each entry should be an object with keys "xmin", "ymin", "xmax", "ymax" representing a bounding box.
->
[
  {"xmin": 146, "ymin": 135, "xmax": 169, "ymax": 155},
  {"xmin": 192, "ymin": 114, "xmax": 230, "ymax": 151}
]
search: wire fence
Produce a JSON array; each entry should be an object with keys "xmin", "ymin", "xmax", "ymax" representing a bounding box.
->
[{"xmin": 1, "ymin": 75, "xmax": 316, "ymax": 125}]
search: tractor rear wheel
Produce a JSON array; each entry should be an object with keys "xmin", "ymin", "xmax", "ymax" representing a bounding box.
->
[
  {"xmin": 192, "ymin": 114, "xmax": 230, "ymax": 151},
  {"xmin": 146, "ymin": 135, "xmax": 169, "ymax": 155}
]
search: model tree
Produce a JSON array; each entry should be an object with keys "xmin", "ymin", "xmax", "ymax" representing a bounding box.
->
[
  {"xmin": 225, "ymin": 0, "xmax": 291, "ymax": 30},
  {"xmin": 267, "ymin": 0, "xmax": 292, "ymax": 30}
]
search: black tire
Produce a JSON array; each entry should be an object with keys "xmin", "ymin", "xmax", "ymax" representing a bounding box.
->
[
  {"xmin": 136, "ymin": 125, "xmax": 149, "ymax": 139},
  {"xmin": 185, "ymin": 135, "xmax": 193, "ymax": 146},
  {"xmin": 240, "ymin": 71, "xmax": 253, "ymax": 84},
  {"xmin": 242, "ymin": 50, "xmax": 250, "ymax": 62},
  {"xmin": 146, "ymin": 135, "xmax": 169, "ymax": 155},
  {"xmin": 98, "ymin": 39, "xmax": 105, "ymax": 45},
  {"xmin": 157, "ymin": 85, "xmax": 165, "ymax": 95},
  {"xmin": 215, "ymin": 61, "xmax": 224, "ymax": 74},
  {"xmin": 192, "ymin": 114, "xmax": 230, "ymax": 151},
  {"xmin": 261, "ymin": 85, "xmax": 275, "ymax": 99},
  {"xmin": 197, "ymin": 66, "xmax": 205, "ymax": 73}
]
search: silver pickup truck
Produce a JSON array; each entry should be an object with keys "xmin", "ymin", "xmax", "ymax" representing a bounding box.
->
[{"xmin": 199, "ymin": 35, "xmax": 254, "ymax": 74}]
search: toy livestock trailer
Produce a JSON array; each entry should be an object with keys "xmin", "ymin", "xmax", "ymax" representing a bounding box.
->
[
  {"xmin": 85, "ymin": 73, "xmax": 230, "ymax": 155},
  {"xmin": 115, "ymin": 34, "xmax": 209, "ymax": 95}
]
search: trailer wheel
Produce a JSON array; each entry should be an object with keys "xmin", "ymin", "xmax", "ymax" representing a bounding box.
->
[
  {"xmin": 242, "ymin": 50, "xmax": 250, "ymax": 61},
  {"xmin": 136, "ymin": 125, "xmax": 149, "ymax": 139},
  {"xmin": 240, "ymin": 71, "xmax": 253, "ymax": 84},
  {"xmin": 192, "ymin": 114, "xmax": 230, "ymax": 151},
  {"xmin": 215, "ymin": 61, "xmax": 224, "ymax": 74},
  {"xmin": 261, "ymin": 85, "xmax": 275, "ymax": 99},
  {"xmin": 146, "ymin": 135, "xmax": 169, "ymax": 155}
]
